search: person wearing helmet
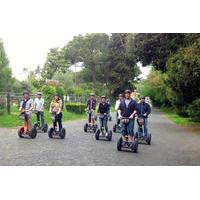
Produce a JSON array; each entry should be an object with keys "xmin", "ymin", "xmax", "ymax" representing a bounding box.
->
[
  {"xmin": 34, "ymin": 92, "xmax": 45, "ymax": 128},
  {"xmin": 136, "ymin": 96, "xmax": 151, "ymax": 139},
  {"xmin": 115, "ymin": 94, "xmax": 123, "ymax": 125},
  {"xmin": 86, "ymin": 93, "xmax": 97, "ymax": 126},
  {"xmin": 97, "ymin": 96, "xmax": 110, "ymax": 135},
  {"xmin": 118, "ymin": 90, "xmax": 137, "ymax": 144},
  {"xmin": 19, "ymin": 90, "xmax": 34, "ymax": 131},
  {"xmin": 49, "ymin": 94, "xmax": 63, "ymax": 131}
]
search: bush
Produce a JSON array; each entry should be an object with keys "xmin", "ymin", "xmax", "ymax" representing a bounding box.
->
[
  {"xmin": 188, "ymin": 98, "xmax": 200, "ymax": 122},
  {"xmin": 65, "ymin": 103, "xmax": 86, "ymax": 114},
  {"xmin": 41, "ymin": 85, "xmax": 56, "ymax": 109}
]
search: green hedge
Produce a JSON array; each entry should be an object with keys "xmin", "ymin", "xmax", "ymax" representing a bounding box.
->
[
  {"xmin": 187, "ymin": 98, "xmax": 200, "ymax": 122},
  {"xmin": 65, "ymin": 103, "xmax": 86, "ymax": 114}
]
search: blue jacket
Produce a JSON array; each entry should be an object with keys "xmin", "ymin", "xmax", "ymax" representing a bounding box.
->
[
  {"xmin": 136, "ymin": 102, "xmax": 151, "ymax": 118},
  {"xmin": 118, "ymin": 99, "xmax": 137, "ymax": 118}
]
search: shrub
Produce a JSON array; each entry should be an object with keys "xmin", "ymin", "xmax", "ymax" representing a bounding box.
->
[
  {"xmin": 65, "ymin": 103, "xmax": 86, "ymax": 114},
  {"xmin": 41, "ymin": 85, "xmax": 56, "ymax": 109},
  {"xmin": 187, "ymin": 98, "xmax": 200, "ymax": 122}
]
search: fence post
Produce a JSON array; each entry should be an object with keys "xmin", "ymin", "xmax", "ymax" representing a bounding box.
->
[{"xmin": 7, "ymin": 92, "xmax": 11, "ymax": 115}]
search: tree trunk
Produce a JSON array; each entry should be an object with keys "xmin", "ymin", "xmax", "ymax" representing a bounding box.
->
[
  {"xmin": 92, "ymin": 65, "xmax": 96, "ymax": 93},
  {"xmin": 7, "ymin": 92, "xmax": 11, "ymax": 115}
]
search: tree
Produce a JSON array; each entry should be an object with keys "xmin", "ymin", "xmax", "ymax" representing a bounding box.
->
[
  {"xmin": 166, "ymin": 38, "xmax": 200, "ymax": 116},
  {"xmin": 134, "ymin": 33, "xmax": 187, "ymax": 72},
  {"xmin": 64, "ymin": 33, "xmax": 110, "ymax": 92},
  {"xmin": 0, "ymin": 39, "xmax": 12, "ymax": 92},
  {"xmin": 42, "ymin": 48, "xmax": 70, "ymax": 79},
  {"xmin": 100, "ymin": 33, "xmax": 141, "ymax": 97}
]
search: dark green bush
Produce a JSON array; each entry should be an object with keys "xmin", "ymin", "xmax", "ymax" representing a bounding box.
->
[
  {"xmin": 65, "ymin": 103, "xmax": 86, "ymax": 114},
  {"xmin": 187, "ymin": 98, "xmax": 200, "ymax": 122}
]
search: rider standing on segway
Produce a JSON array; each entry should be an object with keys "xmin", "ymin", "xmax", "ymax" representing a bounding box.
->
[
  {"xmin": 136, "ymin": 96, "xmax": 151, "ymax": 140},
  {"xmin": 118, "ymin": 90, "xmax": 137, "ymax": 145},
  {"xmin": 97, "ymin": 96, "xmax": 110, "ymax": 136},
  {"xmin": 19, "ymin": 90, "xmax": 34, "ymax": 132},
  {"xmin": 34, "ymin": 92, "xmax": 45, "ymax": 129},
  {"xmin": 86, "ymin": 93, "xmax": 97, "ymax": 126},
  {"xmin": 115, "ymin": 94, "xmax": 123, "ymax": 126},
  {"xmin": 49, "ymin": 94, "xmax": 63, "ymax": 131}
]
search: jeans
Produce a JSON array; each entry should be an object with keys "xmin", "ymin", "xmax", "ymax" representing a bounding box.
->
[
  {"xmin": 53, "ymin": 113, "xmax": 63, "ymax": 131},
  {"xmin": 121, "ymin": 118, "xmax": 135, "ymax": 137},
  {"xmin": 99, "ymin": 116, "xmax": 108, "ymax": 132},
  {"xmin": 36, "ymin": 111, "xmax": 44, "ymax": 127},
  {"xmin": 137, "ymin": 118, "xmax": 148, "ymax": 138}
]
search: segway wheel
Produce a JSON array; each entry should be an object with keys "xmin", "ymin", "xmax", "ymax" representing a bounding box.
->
[
  {"xmin": 107, "ymin": 130, "xmax": 112, "ymax": 141},
  {"xmin": 113, "ymin": 124, "xmax": 116, "ymax": 133},
  {"xmin": 84, "ymin": 123, "xmax": 88, "ymax": 132},
  {"xmin": 33, "ymin": 123, "xmax": 38, "ymax": 129},
  {"xmin": 18, "ymin": 127, "xmax": 24, "ymax": 138},
  {"xmin": 95, "ymin": 129, "xmax": 100, "ymax": 140},
  {"xmin": 48, "ymin": 128, "xmax": 54, "ymax": 138},
  {"xmin": 131, "ymin": 140, "xmax": 138, "ymax": 153},
  {"xmin": 117, "ymin": 137, "xmax": 123, "ymax": 151},
  {"xmin": 29, "ymin": 127, "xmax": 37, "ymax": 139},
  {"xmin": 135, "ymin": 132, "xmax": 138, "ymax": 139},
  {"xmin": 93, "ymin": 125, "xmax": 97, "ymax": 133},
  {"xmin": 59, "ymin": 128, "xmax": 66, "ymax": 139},
  {"xmin": 42, "ymin": 124, "xmax": 48, "ymax": 133},
  {"xmin": 147, "ymin": 134, "xmax": 151, "ymax": 145}
]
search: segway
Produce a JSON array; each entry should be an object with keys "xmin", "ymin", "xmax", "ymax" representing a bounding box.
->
[
  {"xmin": 18, "ymin": 112, "xmax": 37, "ymax": 139},
  {"xmin": 117, "ymin": 118, "xmax": 138, "ymax": 153},
  {"xmin": 48, "ymin": 112, "xmax": 66, "ymax": 139},
  {"xmin": 84, "ymin": 109, "xmax": 98, "ymax": 133},
  {"xmin": 33, "ymin": 111, "xmax": 48, "ymax": 133},
  {"xmin": 95, "ymin": 113, "xmax": 112, "ymax": 141},
  {"xmin": 113, "ymin": 113, "xmax": 121, "ymax": 133},
  {"xmin": 113, "ymin": 123, "xmax": 121, "ymax": 133},
  {"xmin": 135, "ymin": 117, "xmax": 151, "ymax": 145}
]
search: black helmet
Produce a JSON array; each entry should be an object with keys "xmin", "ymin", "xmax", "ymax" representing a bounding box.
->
[
  {"xmin": 23, "ymin": 90, "xmax": 29, "ymax": 95},
  {"xmin": 140, "ymin": 96, "xmax": 146, "ymax": 100},
  {"xmin": 124, "ymin": 90, "xmax": 131, "ymax": 94}
]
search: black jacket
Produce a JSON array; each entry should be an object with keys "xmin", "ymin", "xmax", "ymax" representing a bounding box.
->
[
  {"xmin": 97, "ymin": 103, "xmax": 109, "ymax": 114},
  {"xmin": 118, "ymin": 99, "xmax": 137, "ymax": 118},
  {"xmin": 136, "ymin": 102, "xmax": 151, "ymax": 118}
]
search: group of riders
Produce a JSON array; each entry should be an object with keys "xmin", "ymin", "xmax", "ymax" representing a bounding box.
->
[
  {"xmin": 19, "ymin": 90, "xmax": 63, "ymax": 133},
  {"xmin": 86, "ymin": 90, "xmax": 151, "ymax": 145},
  {"xmin": 19, "ymin": 89, "xmax": 151, "ymax": 145}
]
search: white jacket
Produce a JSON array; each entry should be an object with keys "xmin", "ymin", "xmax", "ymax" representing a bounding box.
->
[{"xmin": 115, "ymin": 99, "xmax": 121, "ymax": 111}]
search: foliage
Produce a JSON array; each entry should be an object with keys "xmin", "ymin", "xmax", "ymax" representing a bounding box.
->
[
  {"xmin": 42, "ymin": 48, "xmax": 70, "ymax": 79},
  {"xmin": 96, "ymin": 33, "xmax": 141, "ymax": 97},
  {"xmin": 161, "ymin": 107, "xmax": 200, "ymax": 126},
  {"xmin": 41, "ymin": 85, "xmax": 56, "ymax": 109},
  {"xmin": 65, "ymin": 103, "xmax": 86, "ymax": 114},
  {"xmin": 166, "ymin": 38, "xmax": 200, "ymax": 116},
  {"xmin": 187, "ymin": 98, "xmax": 200, "ymax": 122},
  {"xmin": 137, "ymin": 70, "xmax": 170, "ymax": 107},
  {"xmin": 52, "ymin": 71, "xmax": 75, "ymax": 94},
  {"xmin": 134, "ymin": 33, "xmax": 187, "ymax": 72},
  {"xmin": 0, "ymin": 39, "xmax": 12, "ymax": 92}
]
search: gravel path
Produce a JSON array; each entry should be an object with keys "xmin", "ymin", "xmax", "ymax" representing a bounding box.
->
[{"xmin": 0, "ymin": 108, "xmax": 200, "ymax": 166}]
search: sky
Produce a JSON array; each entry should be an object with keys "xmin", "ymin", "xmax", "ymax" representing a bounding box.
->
[{"xmin": 0, "ymin": 0, "xmax": 151, "ymax": 80}]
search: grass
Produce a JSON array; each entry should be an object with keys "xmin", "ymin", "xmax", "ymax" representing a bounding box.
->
[
  {"xmin": 0, "ymin": 106, "xmax": 86, "ymax": 128},
  {"xmin": 160, "ymin": 107, "xmax": 200, "ymax": 126}
]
